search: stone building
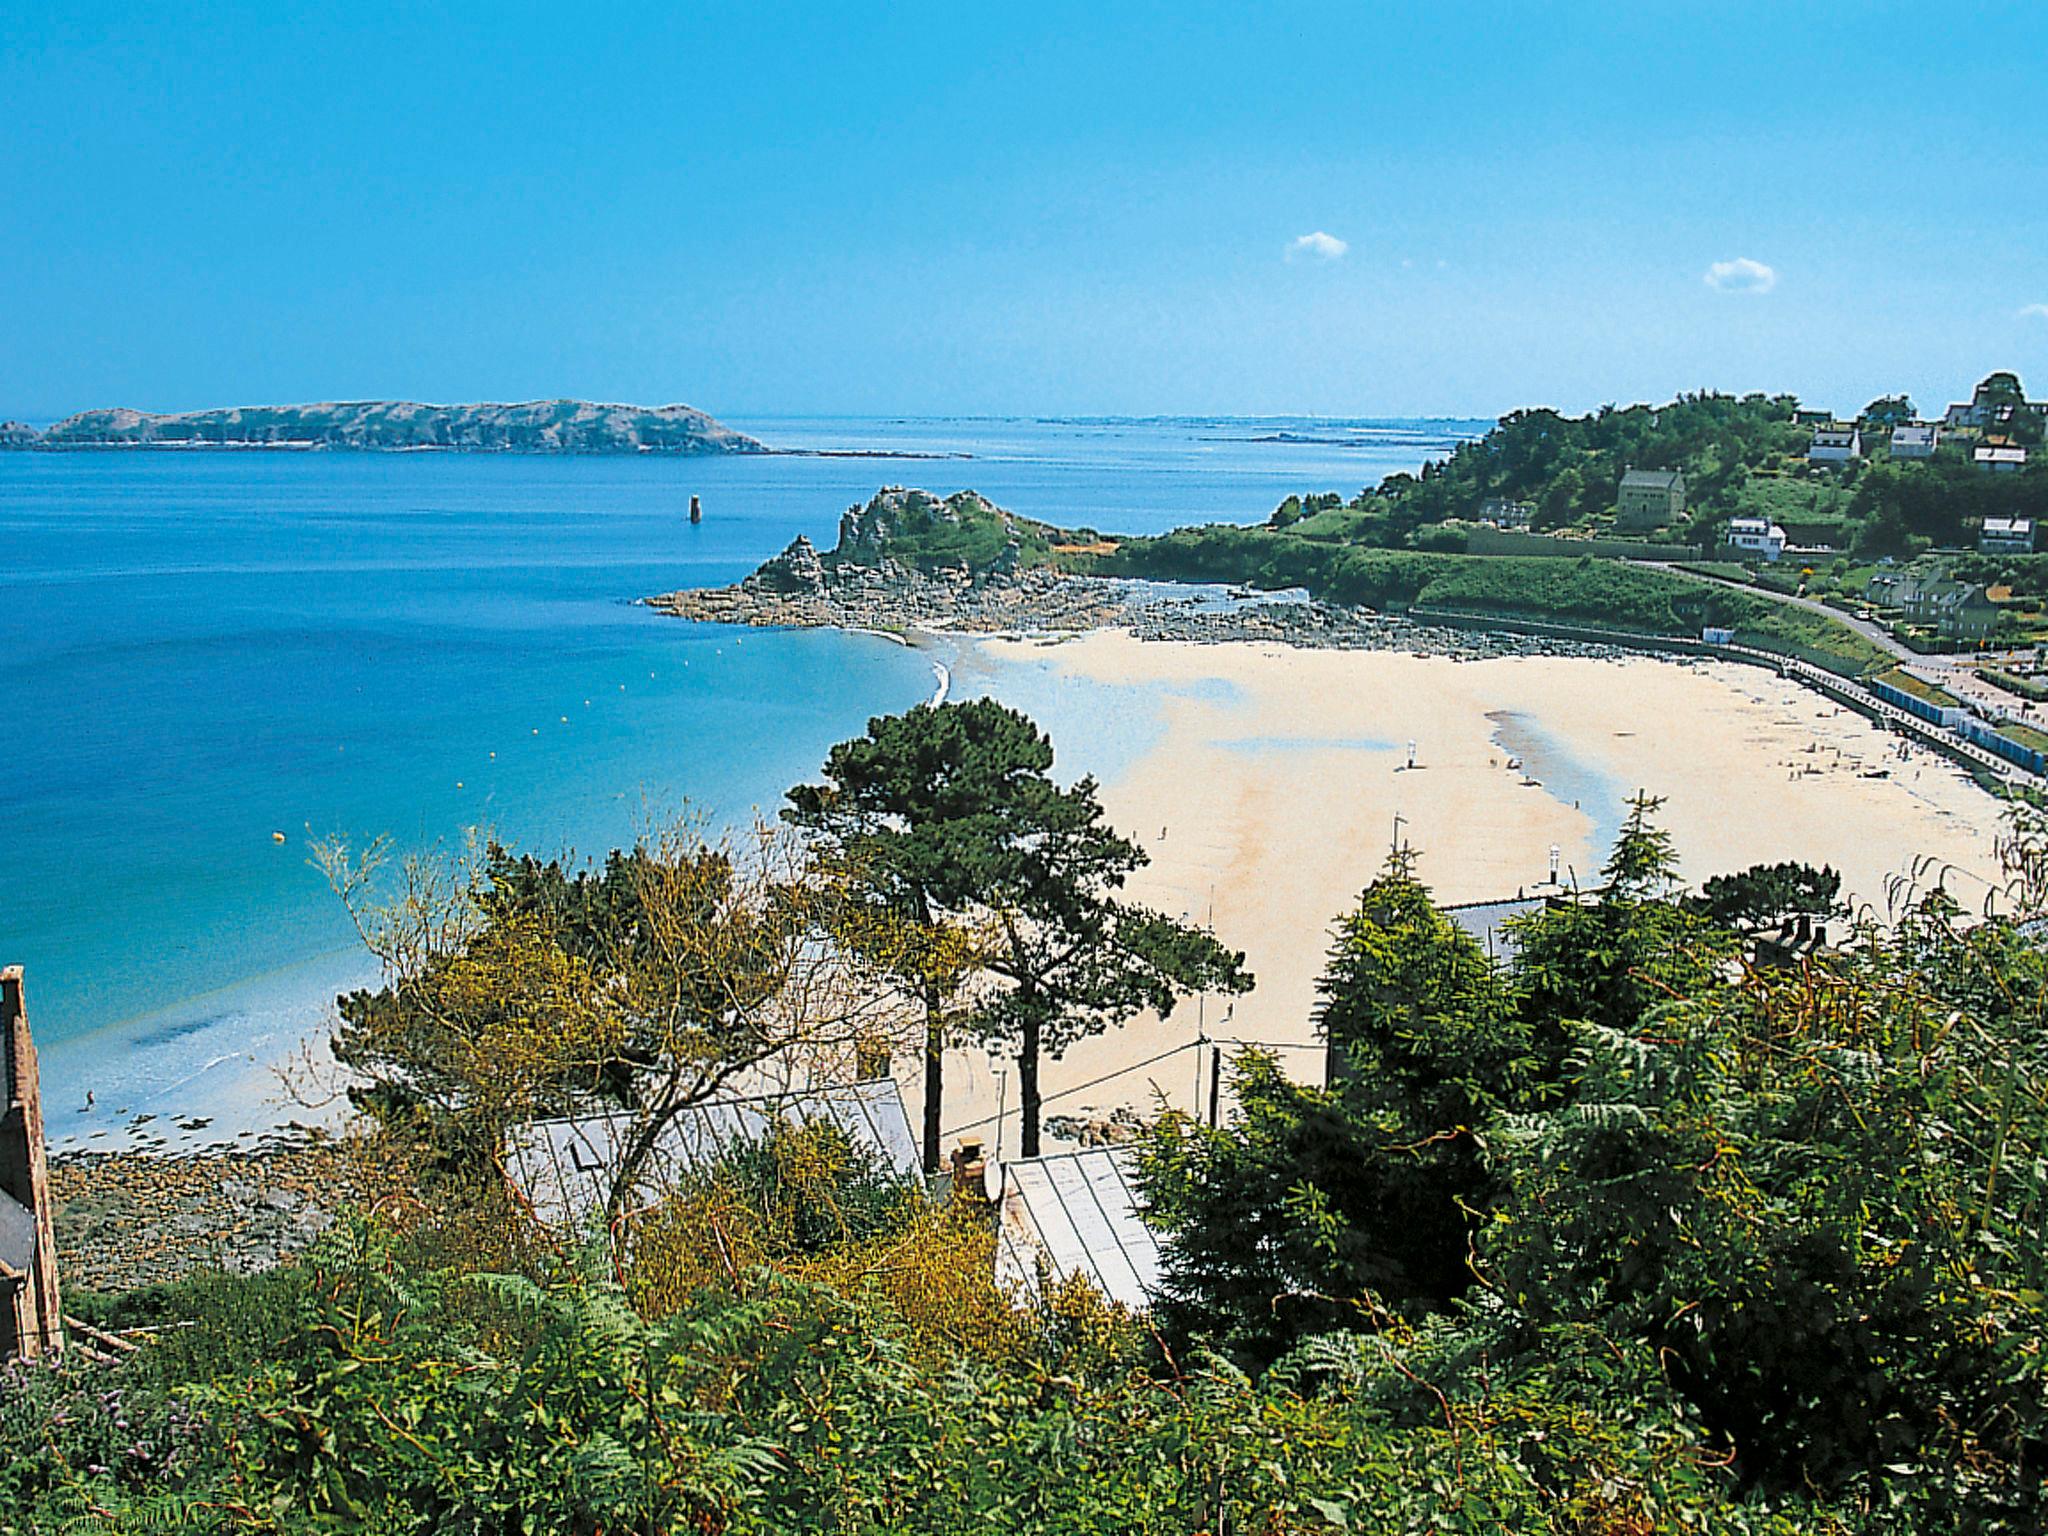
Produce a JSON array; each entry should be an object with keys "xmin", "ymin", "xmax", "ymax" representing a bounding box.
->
[
  {"xmin": 1, "ymin": 967, "xmax": 62, "ymax": 1359},
  {"xmin": 1615, "ymin": 467, "xmax": 1685, "ymax": 530}
]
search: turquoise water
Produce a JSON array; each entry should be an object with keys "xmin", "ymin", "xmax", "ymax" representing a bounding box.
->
[
  {"xmin": 1486, "ymin": 709, "xmax": 1628, "ymax": 875},
  {"xmin": 0, "ymin": 416, "xmax": 1477, "ymax": 1132}
]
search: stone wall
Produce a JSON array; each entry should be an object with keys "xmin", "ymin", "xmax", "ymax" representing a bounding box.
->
[{"xmin": 1464, "ymin": 527, "xmax": 1704, "ymax": 561}]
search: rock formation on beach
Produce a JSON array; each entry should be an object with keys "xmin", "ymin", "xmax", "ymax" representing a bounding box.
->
[
  {"xmin": 6, "ymin": 398, "xmax": 765, "ymax": 454},
  {"xmin": 648, "ymin": 484, "xmax": 1635, "ymax": 662}
]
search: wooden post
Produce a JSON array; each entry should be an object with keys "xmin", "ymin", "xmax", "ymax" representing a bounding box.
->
[{"xmin": 0, "ymin": 967, "xmax": 63, "ymax": 1358}]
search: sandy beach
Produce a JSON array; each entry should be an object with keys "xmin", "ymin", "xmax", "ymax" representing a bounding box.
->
[
  {"xmin": 59, "ymin": 631, "xmax": 2017, "ymax": 1173},
  {"xmin": 924, "ymin": 633, "xmax": 2015, "ymax": 1161}
]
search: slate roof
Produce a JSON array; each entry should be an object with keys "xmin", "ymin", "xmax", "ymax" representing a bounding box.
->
[
  {"xmin": 503, "ymin": 1078, "xmax": 921, "ymax": 1228},
  {"xmin": 1442, "ymin": 897, "xmax": 1544, "ymax": 966},
  {"xmin": 995, "ymin": 1147, "xmax": 1161, "ymax": 1311}
]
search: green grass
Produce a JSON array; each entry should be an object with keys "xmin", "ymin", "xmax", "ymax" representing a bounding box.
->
[
  {"xmin": 1998, "ymin": 719, "xmax": 2048, "ymax": 755},
  {"xmin": 1727, "ymin": 472, "xmax": 1855, "ymax": 538},
  {"xmin": 1088, "ymin": 526, "xmax": 1892, "ymax": 675},
  {"xmin": 1874, "ymin": 667, "xmax": 1963, "ymax": 709}
]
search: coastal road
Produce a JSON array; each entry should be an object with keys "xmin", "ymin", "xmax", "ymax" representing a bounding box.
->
[{"xmin": 1640, "ymin": 560, "xmax": 1913, "ymax": 664}]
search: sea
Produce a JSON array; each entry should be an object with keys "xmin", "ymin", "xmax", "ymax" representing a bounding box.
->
[{"xmin": 0, "ymin": 415, "xmax": 1482, "ymax": 1146}]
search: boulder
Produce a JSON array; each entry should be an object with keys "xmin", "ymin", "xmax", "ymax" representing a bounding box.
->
[{"xmin": 747, "ymin": 534, "xmax": 828, "ymax": 593}]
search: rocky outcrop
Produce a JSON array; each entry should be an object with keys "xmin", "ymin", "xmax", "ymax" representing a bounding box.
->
[
  {"xmin": 649, "ymin": 482, "xmax": 1641, "ymax": 660},
  {"xmin": 9, "ymin": 399, "xmax": 765, "ymax": 454},
  {"xmin": 747, "ymin": 534, "xmax": 829, "ymax": 594},
  {"xmin": 0, "ymin": 420, "xmax": 38, "ymax": 447},
  {"xmin": 825, "ymin": 487, "xmax": 1056, "ymax": 573}
]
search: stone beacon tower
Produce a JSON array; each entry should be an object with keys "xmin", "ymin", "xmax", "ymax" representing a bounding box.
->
[{"xmin": 0, "ymin": 967, "xmax": 63, "ymax": 1358}]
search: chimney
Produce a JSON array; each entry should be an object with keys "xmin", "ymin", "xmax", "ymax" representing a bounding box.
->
[
  {"xmin": 0, "ymin": 968, "xmax": 63, "ymax": 1359},
  {"xmin": 949, "ymin": 1138, "xmax": 988, "ymax": 1204}
]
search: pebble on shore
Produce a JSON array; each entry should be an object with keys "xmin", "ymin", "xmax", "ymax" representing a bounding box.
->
[{"xmin": 50, "ymin": 1131, "xmax": 401, "ymax": 1294}]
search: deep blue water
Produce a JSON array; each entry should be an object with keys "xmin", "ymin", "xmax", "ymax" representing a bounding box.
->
[{"xmin": 0, "ymin": 415, "xmax": 1477, "ymax": 1133}]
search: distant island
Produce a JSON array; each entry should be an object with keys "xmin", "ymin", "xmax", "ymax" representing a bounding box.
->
[{"xmin": 0, "ymin": 398, "xmax": 765, "ymax": 454}]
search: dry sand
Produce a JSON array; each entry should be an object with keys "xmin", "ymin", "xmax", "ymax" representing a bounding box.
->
[{"xmin": 919, "ymin": 633, "xmax": 2014, "ymax": 1163}]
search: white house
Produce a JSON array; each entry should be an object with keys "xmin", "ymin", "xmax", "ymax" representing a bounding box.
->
[
  {"xmin": 1889, "ymin": 423, "xmax": 1939, "ymax": 460},
  {"xmin": 1808, "ymin": 424, "xmax": 1863, "ymax": 464},
  {"xmin": 1725, "ymin": 516, "xmax": 1788, "ymax": 561},
  {"xmin": 1981, "ymin": 517, "xmax": 2036, "ymax": 553},
  {"xmin": 1478, "ymin": 497, "xmax": 1533, "ymax": 529},
  {"xmin": 1975, "ymin": 444, "xmax": 2029, "ymax": 474}
]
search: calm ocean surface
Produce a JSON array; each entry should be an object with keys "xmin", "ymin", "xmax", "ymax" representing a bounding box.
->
[{"xmin": 0, "ymin": 415, "xmax": 1477, "ymax": 1138}]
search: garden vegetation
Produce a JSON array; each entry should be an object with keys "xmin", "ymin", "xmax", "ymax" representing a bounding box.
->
[{"xmin": 6, "ymin": 710, "xmax": 2048, "ymax": 1532}]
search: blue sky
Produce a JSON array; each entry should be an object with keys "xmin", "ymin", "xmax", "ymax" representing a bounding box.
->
[{"xmin": 4, "ymin": 1, "xmax": 2046, "ymax": 420}]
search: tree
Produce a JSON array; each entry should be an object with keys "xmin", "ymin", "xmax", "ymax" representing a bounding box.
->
[
  {"xmin": 1976, "ymin": 371, "xmax": 2027, "ymax": 412},
  {"xmin": 963, "ymin": 744, "xmax": 1249, "ymax": 1157},
  {"xmin": 1687, "ymin": 860, "xmax": 1843, "ymax": 930},
  {"xmin": 1509, "ymin": 795, "xmax": 1737, "ymax": 1060},
  {"xmin": 322, "ymin": 818, "xmax": 910, "ymax": 1210},
  {"xmin": 791, "ymin": 700, "xmax": 1247, "ymax": 1160},
  {"xmin": 1862, "ymin": 394, "xmax": 1917, "ymax": 428},
  {"xmin": 1139, "ymin": 853, "xmax": 1533, "ymax": 1363},
  {"xmin": 784, "ymin": 702, "xmax": 1010, "ymax": 1172}
]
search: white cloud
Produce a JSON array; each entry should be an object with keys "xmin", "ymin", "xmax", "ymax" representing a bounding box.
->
[
  {"xmin": 1287, "ymin": 231, "xmax": 1348, "ymax": 262},
  {"xmin": 2021, "ymin": 303, "xmax": 2048, "ymax": 320},
  {"xmin": 1704, "ymin": 257, "xmax": 1777, "ymax": 294}
]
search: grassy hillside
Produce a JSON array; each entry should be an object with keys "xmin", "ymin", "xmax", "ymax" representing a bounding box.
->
[
  {"xmin": 1085, "ymin": 524, "xmax": 1892, "ymax": 674},
  {"xmin": 1260, "ymin": 379, "xmax": 2048, "ymax": 556},
  {"xmin": 828, "ymin": 486, "xmax": 1076, "ymax": 572}
]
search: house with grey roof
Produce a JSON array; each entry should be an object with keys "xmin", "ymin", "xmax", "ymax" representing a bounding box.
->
[
  {"xmin": 503, "ymin": 1077, "xmax": 922, "ymax": 1230},
  {"xmin": 1865, "ymin": 571, "xmax": 1999, "ymax": 640},
  {"xmin": 1981, "ymin": 517, "xmax": 2036, "ymax": 554},
  {"xmin": 1808, "ymin": 424, "xmax": 1863, "ymax": 465},
  {"xmin": 1725, "ymin": 516, "xmax": 1788, "ymax": 562},
  {"xmin": 1615, "ymin": 467, "xmax": 1685, "ymax": 530},
  {"xmin": 1889, "ymin": 423, "xmax": 1939, "ymax": 460}
]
